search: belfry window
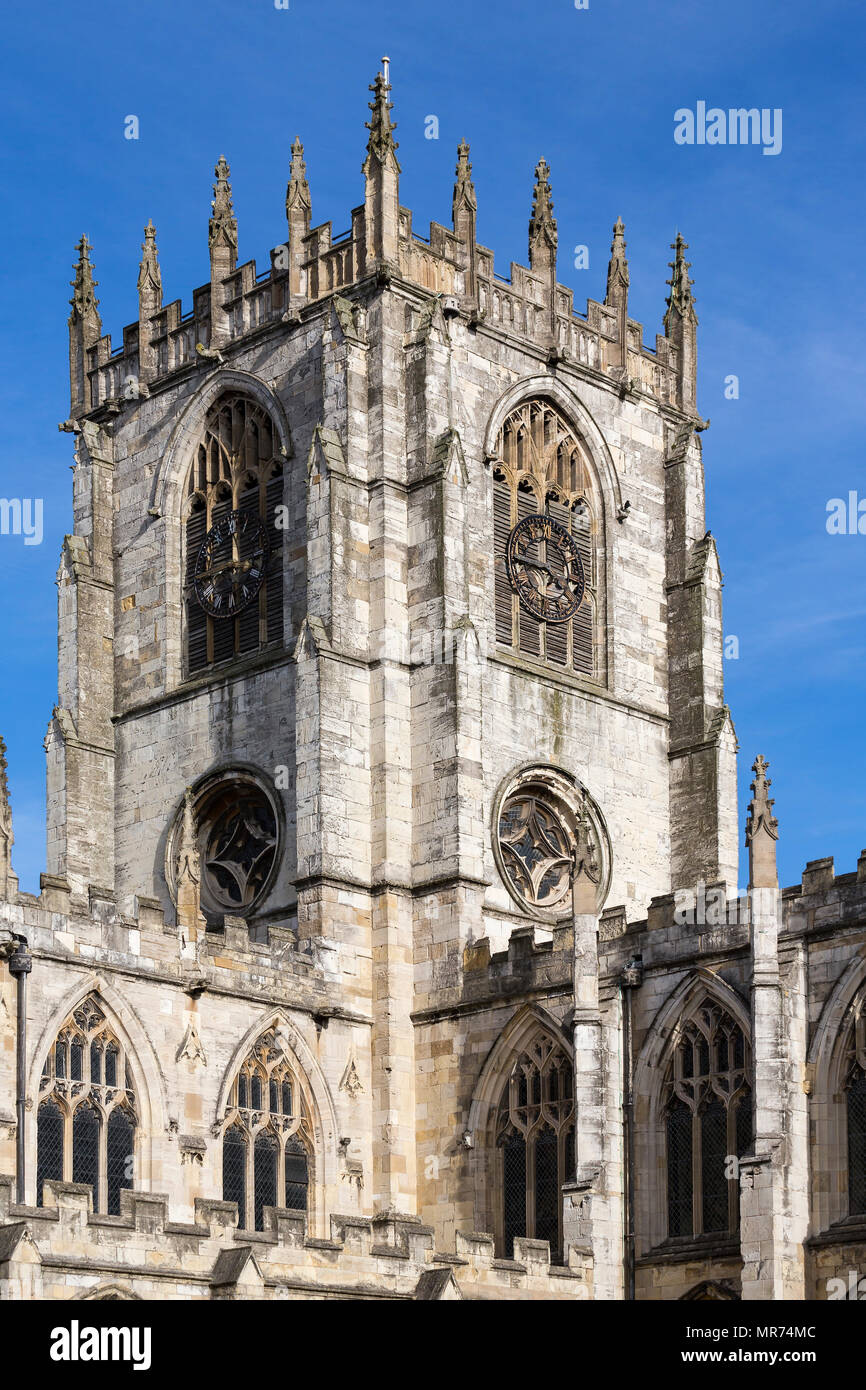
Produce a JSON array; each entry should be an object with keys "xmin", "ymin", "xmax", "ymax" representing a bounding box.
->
[
  {"xmin": 664, "ymin": 1003, "xmax": 751, "ymax": 1239},
  {"xmin": 36, "ymin": 995, "xmax": 137, "ymax": 1214},
  {"xmin": 183, "ymin": 394, "xmax": 285, "ymax": 675},
  {"xmin": 491, "ymin": 398, "xmax": 598, "ymax": 676},
  {"xmin": 220, "ymin": 1030, "xmax": 311, "ymax": 1231},
  {"xmin": 495, "ymin": 1032, "xmax": 574, "ymax": 1260}
]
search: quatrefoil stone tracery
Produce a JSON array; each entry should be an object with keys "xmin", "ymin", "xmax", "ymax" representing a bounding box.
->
[{"xmin": 494, "ymin": 771, "xmax": 608, "ymax": 917}]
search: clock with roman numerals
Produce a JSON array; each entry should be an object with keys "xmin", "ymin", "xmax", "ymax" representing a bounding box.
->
[
  {"xmin": 506, "ymin": 513, "xmax": 585, "ymax": 624},
  {"xmin": 193, "ymin": 509, "xmax": 269, "ymax": 619}
]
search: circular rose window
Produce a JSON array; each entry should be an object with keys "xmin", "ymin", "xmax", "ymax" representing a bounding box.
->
[
  {"xmin": 494, "ymin": 766, "xmax": 611, "ymax": 918},
  {"xmin": 166, "ymin": 772, "xmax": 279, "ymax": 922},
  {"xmin": 198, "ymin": 782, "xmax": 277, "ymax": 915}
]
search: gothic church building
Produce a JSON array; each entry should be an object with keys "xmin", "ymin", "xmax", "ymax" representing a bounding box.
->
[{"xmin": 0, "ymin": 69, "xmax": 864, "ymax": 1301}]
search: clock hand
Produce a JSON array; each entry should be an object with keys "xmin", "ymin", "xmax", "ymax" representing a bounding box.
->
[{"xmin": 197, "ymin": 555, "xmax": 260, "ymax": 581}]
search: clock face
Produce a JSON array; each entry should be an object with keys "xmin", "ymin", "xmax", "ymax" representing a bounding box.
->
[
  {"xmin": 193, "ymin": 510, "xmax": 270, "ymax": 619},
  {"xmin": 505, "ymin": 513, "xmax": 585, "ymax": 624}
]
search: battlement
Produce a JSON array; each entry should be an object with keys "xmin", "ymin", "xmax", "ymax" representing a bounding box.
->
[
  {"xmin": 65, "ymin": 65, "xmax": 696, "ymax": 424},
  {"xmin": 0, "ymin": 1176, "xmax": 590, "ymax": 1301}
]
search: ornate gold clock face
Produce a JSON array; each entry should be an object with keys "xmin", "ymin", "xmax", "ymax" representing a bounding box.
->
[
  {"xmin": 193, "ymin": 509, "xmax": 269, "ymax": 618},
  {"xmin": 505, "ymin": 513, "xmax": 585, "ymax": 624}
]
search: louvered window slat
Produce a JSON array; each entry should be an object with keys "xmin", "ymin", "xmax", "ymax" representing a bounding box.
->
[
  {"xmin": 544, "ymin": 496, "xmax": 570, "ymax": 667},
  {"xmin": 492, "ymin": 398, "xmax": 599, "ymax": 677},
  {"xmin": 493, "ymin": 474, "xmax": 513, "ymax": 647},
  {"xmin": 185, "ymin": 507, "xmax": 208, "ymax": 673},
  {"xmin": 182, "ymin": 395, "xmax": 286, "ymax": 676},
  {"xmin": 516, "ymin": 487, "xmax": 541, "ymax": 657},
  {"xmin": 265, "ymin": 470, "xmax": 284, "ymax": 646},
  {"xmin": 237, "ymin": 481, "xmax": 261, "ymax": 657},
  {"xmin": 209, "ymin": 493, "xmax": 235, "ymax": 665}
]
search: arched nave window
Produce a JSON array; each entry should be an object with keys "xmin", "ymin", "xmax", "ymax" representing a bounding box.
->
[
  {"xmin": 495, "ymin": 1030, "xmax": 574, "ymax": 1260},
  {"xmin": 844, "ymin": 999, "xmax": 866, "ymax": 1216},
  {"xmin": 220, "ymin": 1029, "xmax": 311, "ymax": 1231},
  {"xmin": 664, "ymin": 1002, "xmax": 751, "ymax": 1239},
  {"xmin": 36, "ymin": 995, "xmax": 137, "ymax": 1215}
]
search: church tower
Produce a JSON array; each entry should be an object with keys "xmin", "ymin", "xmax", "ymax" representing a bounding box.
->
[{"xmin": 10, "ymin": 65, "xmax": 861, "ymax": 1304}]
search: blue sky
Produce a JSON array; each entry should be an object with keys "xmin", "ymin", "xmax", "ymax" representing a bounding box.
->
[{"xmin": 0, "ymin": 0, "xmax": 864, "ymax": 894}]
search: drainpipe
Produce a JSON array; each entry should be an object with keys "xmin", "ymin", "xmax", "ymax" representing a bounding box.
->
[
  {"xmin": 620, "ymin": 955, "xmax": 643, "ymax": 1301},
  {"xmin": 8, "ymin": 936, "xmax": 32, "ymax": 1204}
]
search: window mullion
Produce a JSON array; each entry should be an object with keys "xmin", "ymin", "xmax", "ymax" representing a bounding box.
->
[
  {"xmin": 526, "ymin": 1129, "xmax": 536, "ymax": 1240},
  {"xmin": 98, "ymin": 1108, "xmax": 108, "ymax": 1215},
  {"xmin": 692, "ymin": 1109, "xmax": 702, "ymax": 1235},
  {"xmin": 63, "ymin": 1111, "xmax": 72, "ymax": 1184}
]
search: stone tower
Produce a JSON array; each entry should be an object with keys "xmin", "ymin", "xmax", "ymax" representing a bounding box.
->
[{"xmin": 2, "ymin": 66, "xmax": 862, "ymax": 1304}]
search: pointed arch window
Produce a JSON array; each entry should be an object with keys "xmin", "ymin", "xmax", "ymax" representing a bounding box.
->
[
  {"xmin": 664, "ymin": 1003, "xmax": 751, "ymax": 1239},
  {"xmin": 184, "ymin": 394, "xmax": 285, "ymax": 675},
  {"xmin": 495, "ymin": 1032, "xmax": 574, "ymax": 1260},
  {"xmin": 36, "ymin": 996, "xmax": 137, "ymax": 1213},
  {"xmin": 844, "ymin": 1000, "xmax": 866, "ymax": 1217},
  {"xmin": 220, "ymin": 1030, "xmax": 311, "ymax": 1231},
  {"xmin": 491, "ymin": 398, "xmax": 599, "ymax": 677}
]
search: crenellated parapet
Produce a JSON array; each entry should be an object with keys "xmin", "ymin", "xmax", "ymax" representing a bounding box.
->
[
  {"xmin": 0, "ymin": 1176, "xmax": 590, "ymax": 1301},
  {"xmin": 70, "ymin": 63, "xmax": 694, "ymax": 422}
]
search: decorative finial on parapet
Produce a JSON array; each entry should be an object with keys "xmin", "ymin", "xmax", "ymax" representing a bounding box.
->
[
  {"xmin": 0, "ymin": 737, "xmax": 16, "ymax": 901},
  {"xmin": 286, "ymin": 136, "xmax": 311, "ymax": 227},
  {"xmin": 69, "ymin": 235, "xmax": 100, "ymax": 326},
  {"xmin": 528, "ymin": 158, "xmax": 557, "ymax": 268},
  {"xmin": 453, "ymin": 139, "xmax": 476, "ymax": 219},
  {"xmin": 0, "ymin": 738, "xmax": 11, "ymax": 835},
  {"xmin": 209, "ymin": 155, "xmax": 238, "ymax": 273},
  {"xmin": 68, "ymin": 236, "xmax": 102, "ymax": 417},
  {"xmin": 605, "ymin": 216, "xmax": 630, "ymax": 305},
  {"xmin": 745, "ymin": 754, "xmax": 779, "ymax": 890},
  {"xmin": 571, "ymin": 790, "xmax": 601, "ymax": 915},
  {"xmin": 363, "ymin": 65, "xmax": 400, "ymax": 172},
  {"xmin": 664, "ymin": 231, "xmax": 697, "ymax": 332},
  {"xmin": 137, "ymin": 220, "xmax": 162, "ymax": 304},
  {"xmin": 176, "ymin": 788, "xmax": 205, "ymax": 944}
]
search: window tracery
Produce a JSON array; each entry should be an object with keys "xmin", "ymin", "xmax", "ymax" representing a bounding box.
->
[
  {"xmin": 184, "ymin": 394, "xmax": 284, "ymax": 674},
  {"xmin": 495, "ymin": 1032, "xmax": 574, "ymax": 1260},
  {"xmin": 491, "ymin": 398, "xmax": 598, "ymax": 676},
  {"xmin": 36, "ymin": 996, "xmax": 137, "ymax": 1214},
  {"xmin": 494, "ymin": 766, "xmax": 610, "ymax": 919},
  {"xmin": 220, "ymin": 1029, "xmax": 311, "ymax": 1231},
  {"xmin": 843, "ymin": 997, "xmax": 866, "ymax": 1216},
  {"xmin": 664, "ymin": 1002, "xmax": 751, "ymax": 1239},
  {"xmin": 167, "ymin": 771, "xmax": 280, "ymax": 926}
]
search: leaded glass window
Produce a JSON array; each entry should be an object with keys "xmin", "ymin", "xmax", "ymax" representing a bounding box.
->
[
  {"xmin": 844, "ymin": 1000, "xmax": 866, "ymax": 1217},
  {"xmin": 495, "ymin": 1032, "xmax": 574, "ymax": 1260},
  {"xmin": 36, "ymin": 995, "xmax": 137, "ymax": 1212},
  {"xmin": 663, "ymin": 1003, "xmax": 751, "ymax": 1239},
  {"xmin": 848, "ymin": 1072, "xmax": 866, "ymax": 1216},
  {"xmin": 36, "ymin": 1097, "xmax": 64, "ymax": 1203},
  {"xmin": 221, "ymin": 1029, "xmax": 312, "ymax": 1231}
]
